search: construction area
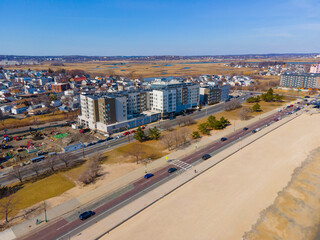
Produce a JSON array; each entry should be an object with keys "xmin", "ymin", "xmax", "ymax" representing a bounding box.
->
[{"xmin": 0, "ymin": 125, "xmax": 105, "ymax": 169}]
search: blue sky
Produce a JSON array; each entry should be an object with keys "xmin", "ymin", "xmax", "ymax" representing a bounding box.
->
[{"xmin": 0, "ymin": 0, "xmax": 320, "ymax": 55}]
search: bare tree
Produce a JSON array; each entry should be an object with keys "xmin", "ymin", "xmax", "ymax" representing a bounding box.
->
[
  {"xmin": 47, "ymin": 156, "xmax": 57, "ymax": 172},
  {"xmin": 184, "ymin": 116, "xmax": 195, "ymax": 125},
  {"xmin": 161, "ymin": 132, "xmax": 174, "ymax": 151},
  {"xmin": 224, "ymin": 99, "xmax": 242, "ymax": 111},
  {"xmin": 162, "ymin": 122, "xmax": 173, "ymax": 131},
  {"xmin": 78, "ymin": 156, "xmax": 103, "ymax": 185},
  {"xmin": 177, "ymin": 117, "xmax": 184, "ymax": 126},
  {"xmin": 238, "ymin": 107, "xmax": 252, "ymax": 120},
  {"xmin": 0, "ymin": 195, "xmax": 17, "ymax": 223},
  {"xmin": 91, "ymin": 153, "xmax": 103, "ymax": 163},
  {"xmin": 10, "ymin": 166, "xmax": 24, "ymax": 184},
  {"xmin": 126, "ymin": 143, "xmax": 145, "ymax": 164},
  {"xmin": 58, "ymin": 152, "xmax": 72, "ymax": 168},
  {"xmin": 88, "ymin": 158, "xmax": 102, "ymax": 178},
  {"xmin": 179, "ymin": 128, "xmax": 191, "ymax": 145},
  {"xmin": 173, "ymin": 130, "xmax": 181, "ymax": 148},
  {"xmin": 309, "ymin": 89, "xmax": 318, "ymax": 96},
  {"xmin": 31, "ymin": 163, "xmax": 41, "ymax": 177}
]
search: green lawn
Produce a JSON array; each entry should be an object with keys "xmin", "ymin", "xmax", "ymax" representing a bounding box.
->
[{"xmin": 0, "ymin": 173, "xmax": 75, "ymax": 220}]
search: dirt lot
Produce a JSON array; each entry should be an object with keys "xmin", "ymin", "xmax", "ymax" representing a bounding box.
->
[{"xmin": 0, "ymin": 126, "xmax": 101, "ymax": 168}]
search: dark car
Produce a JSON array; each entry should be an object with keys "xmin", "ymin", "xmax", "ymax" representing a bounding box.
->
[
  {"xmin": 168, "ymin": 167, "xmax": 177, "ymax": 173},
  {"xmin": 79, "ymin": 211, "xmax": 95, "ymax": 220},
  {"xmin": 274, "ymin": 118, "xmax": 279, "ymax": 121},
  {"xmin": 243, "ymin": 127, "xmax": 248, "ymax": 131},
  {"xmin": 221, "ymin": 137, "xmax": 227, "ymax": 141},
  {"xmin": 96, "ymin": 139, "xmax": 105, "ymax": 143},
  {"xmin": 144, "ymin": 173, "xmax": 154, "ymax": 179},
  {"xmin": 37, "ymin": 152, "xmax": 48, "ymax": 156},
  {"xmin": 202, "ymin": 154, "xmax": 211, "ymax": 160},
  {"xmin": 106, "ymin": 137, "xmax": 114, "ymax": 141},
  {"xmin": 252, "ymin": 130, "xmax": 257, "ymax": 133}
]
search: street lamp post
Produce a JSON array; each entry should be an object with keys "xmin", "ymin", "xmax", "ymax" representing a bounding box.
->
[{"xmin": 44, "ymin": 201, "xmax": 47, "ymax": 222}]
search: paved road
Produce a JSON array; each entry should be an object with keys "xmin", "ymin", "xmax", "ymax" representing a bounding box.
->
[
  {"xmin": 18, "ymin": 103, "xmax": 302, "ymax": 240},
  {"xmin": 0, "ymin": 95, "xmax": 250, "ymax": 186}
]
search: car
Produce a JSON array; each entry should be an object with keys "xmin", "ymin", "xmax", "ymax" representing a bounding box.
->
[
  {"xmin": 202, "ymin": 154, "xmax": 211, "ymax": 160},
  {"xmin": 220, "ymin": 137, "xmax": 227, "ymax": 141},
  {"xmin": 274, "ymin": 118, "xmax": 279, "ymax": 121},
  {"xmin": 266, "ymin": 123, "xmax": 270, "ymax": 126},
  {"xmin": 168, "ymin": 167, "xmax": 177, "ymax": 173},
  {"xmin": 123, "ymin": 131, "xmax": 130, "ymax": 136},
  {"xmin": 141, "ymin": 126, "xmax": 145, "ymax": 130},
  {"xmin": 106, "ymin": 137, "xmax": 114, "ymax": 141},
  {"xmin": 79, "ymin": 211, "xmax": 95, "ymax": 220},
  {"xmin": 251, "ymin": 130, "xmax": 257, "ymax": 133},
  {"xmin": 13, "ymin": 136, "xmax": 22, "ymax": 141},
  {"xmin": 37, "ymin": 152, "xmax": 48, "ymax": 156},
  {"xmin": 130, "ymin": 130, "xmax": 136, "ymax": 134},
  {"xmin": 144, "ymin": 173, "xmax": 154, "ymax": 179},
  {"xmin": 243, "ymin": 127, "xmax": 248, "ymax": 131},
  {"xmin": 96, "ymin": 139, "xmax": 105, "ymax": 143}
]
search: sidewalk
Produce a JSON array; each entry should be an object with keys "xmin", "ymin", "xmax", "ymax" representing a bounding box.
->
[
  {"xmin": 1, "ymin": 105, "xmax": 292, "ymax": 239},
  {"xmin": 71, "ymin": 110, "xmax": 303, "ymax": 240}
]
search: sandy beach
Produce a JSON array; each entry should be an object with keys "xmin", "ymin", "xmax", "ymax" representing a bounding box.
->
[{"xmin": 103, "ymin": 113, "xmax": 320, "ymax": 240}]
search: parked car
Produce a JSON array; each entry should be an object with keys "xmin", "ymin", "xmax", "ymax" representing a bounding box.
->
[
  {"xmin": 130, "ymin": 130, "xmax": 136, "ymax": 134},
  {"xmin": 274, "ymin": 118, "xmax": 279, "ymax": 121},
  {"xmin": 144, "ymin": 173, "xmax": 154, "ymax": 179},
  {"xmin": 251, "ymin": 130, "xmax": 257, "ymax": 133},
  {"xmin": 221, "ymin": 137, "xmax": 227, "ymax": 141},
  {"xmin": 168, "ymin": 167, "xmax": 177, "ymax": 173},
  {"xmin": 106, "ymin": 137, "xmax": 114, "ymax": 141},
  {"xmin": 243, "ymin": 127, "xmax": 248, "ymax": 131},
  {"xmin": 37, "ymin": 152, "xmax": 48, "ymax": 156},
  {"xmin": 202, "ymin": 154, "xmax": 211, "ymax": 160},
  {"xmin": 123, "ymin": 131, "xmax": 130, "ymax": 136},
  {"xmin": 13, "ymin": 136, "xmax": 22, "ymax": 141},
  {"xmin": 79, "ymin": 211, "xmax": 95, "ymax": 220},
  {"xmin": 96, "ymin": 139, "xmax": 105, "ymax": 143}
]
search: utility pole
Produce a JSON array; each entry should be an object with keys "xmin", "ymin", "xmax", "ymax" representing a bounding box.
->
[{"xmin": 44, "ymin": 201, "xmax": 47, "ymax": 222}]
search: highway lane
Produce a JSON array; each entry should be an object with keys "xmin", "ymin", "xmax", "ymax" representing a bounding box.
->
[
  {"xmin": 0, "ymin": 95, "xmax": 250, "ymax": 186},
  {"xmin": 18, "ymin": 102, "xmax": 300, "ymax": 240}
]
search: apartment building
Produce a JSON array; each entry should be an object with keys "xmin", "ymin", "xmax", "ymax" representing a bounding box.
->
[
  {"xmin": 310, "ymin": 63, "xmax": 320, "ymax": 74},
  {"xmin": 199, "ymin": 84, "xmax": 230, "ymax": 105},
  {"xmin": 200, "ymin": 86, "xmax": 221, "ymax": 105},
  {"xmin": 280, "ymin": 73, "xmax": 320, "ymax": 89},
  {"xmin": 78, "ymin": 92, "xmax": 159, "ymax": 133},
  {"xmin": 78, "ymin": 94, "xmax": 127, "ymax": 130},
  {"xmin": 150, "ymin": 80, "xmax": 199, "ymax": 118},
  {"xmin": 78, "ymin": 80, "xmax": 201, "ymax": 132}
]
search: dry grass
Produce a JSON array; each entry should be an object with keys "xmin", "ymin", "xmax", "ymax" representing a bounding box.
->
[
  {"xmin": 0, "ymin": 174, "xmax": 75, "ymax": 220},
  {"xmin": 0, "ymin": 111, "xmax": 78, "ymax": 130},
  {"xmin": 274, "ymin": 88, "xmax": 314, "ymax": 97},
  {"xmin": 101, "ymin": 140, "xmax": 168, "ymax": 164},
  {"xmin": 4, "ymin": 61, "xmax": 254, "ymax": 78}
]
